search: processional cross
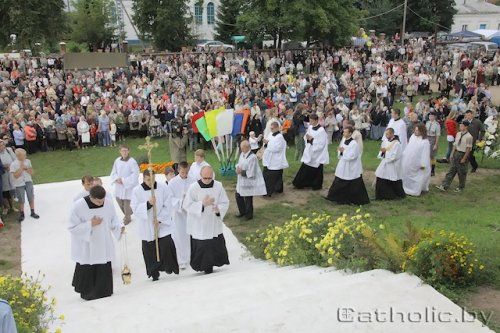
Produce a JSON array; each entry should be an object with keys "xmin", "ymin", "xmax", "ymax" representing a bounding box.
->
[{"xmin": 139, "ymin": 136, "xmax": 160, "ymax": 262}]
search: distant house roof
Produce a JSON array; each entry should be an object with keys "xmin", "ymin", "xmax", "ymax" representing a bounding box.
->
[{"xmin": 455, "ymin": 0, "xmax": 500, "ymax": 14}]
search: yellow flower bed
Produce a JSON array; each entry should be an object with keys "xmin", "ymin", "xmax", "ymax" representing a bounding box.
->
[
  {"xmin": 0, "ymin": 274, "xmax": 64, "ymax": 333},
  {"xmin": 246, "ymin": 210, "xmax": 485, "ymax": 287}
]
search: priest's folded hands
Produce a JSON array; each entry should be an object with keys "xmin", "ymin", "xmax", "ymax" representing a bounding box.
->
[{"xmin": 91, "ymin": 216, "xmax": 103, "ymax": 226}]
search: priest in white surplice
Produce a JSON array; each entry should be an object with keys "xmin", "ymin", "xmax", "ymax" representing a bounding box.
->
[
  {"xmin": 131, "ymin": 170, "xmax": 179, "ymax": 281},
  {"xmin": 110, "ymin": 145, "xmax": 140, "ymax": 225},
  {"xmin": 326, "ymin": 126, "xmax": 370, "ymax": 205},
  {"xmin": 69, "ymin": 185, "xmax": 123, "ymax": 300},
  {"xmin": 375, "ymin": 128, "xmax": 406, "ymax": 200},
  {"xmin": 262, "ymin": 121, "xmax": 289, "ymax": 197},
  {"xmin": 235, "ymin": 140, "xmax": 267, "ymax": 220},
  {"xmin": 402, "ymin": 123, "xmax": 431, "ymax": 196},
  {"xmin": 292, "ymin": 114, "xmax": 329, "ymax": 190},
  {"xmin": 183, "ymin": 166, "xmax": 230, "ymax": 274},
  {"xmin": 167, "ymin": 162, "xmax": 195, "ymax": 269},
  {"xmin": 188, "ymin": 149, "xmax": 212, "ymax": 181},
  {"xmin": 385, "ymin": 108, "xmax": 408, "ymax": 151}
]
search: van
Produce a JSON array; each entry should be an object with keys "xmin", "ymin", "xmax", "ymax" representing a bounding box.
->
[{"xmin": 470, "ymin": 42, "xmax": 498, "ymax": 59}]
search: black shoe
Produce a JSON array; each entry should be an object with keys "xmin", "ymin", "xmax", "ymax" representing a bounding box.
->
[
  {"xmin": 471, "ymin": 168, "xmax": 477, "ymax": 173},
  {"xmin": 235, "ymin": 214, "xmax": 245, "ymax": 218},
  {"xmin": 152, "ymin": 273, "xmax": 159, "ymax": 281},
  {"xmin": 18, "ymin": 214, "xmax": 25, "ymax": 222},
  {"xmin": 30, "ymin": 212, "xmax": 40, "ymax": 219},
  {"xmin": 245, "ymin": 215, "xmax": 253, "ymax": 221},
  {"xmin": 204, "ymin": 267, "xmax": 213, "ymax": 274},
  {"xmin": 431, "ymin": 171, "xmax": 435, "ymax": 177}
]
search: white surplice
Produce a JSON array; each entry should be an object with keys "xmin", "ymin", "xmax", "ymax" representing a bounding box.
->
[
  {"xmin": 110, "ymin": 157, "xmax": 140, "ymax": 200},
  {"xmin": 263, "ymin": 132, "xmax": 289, "ymax": 170},
  {"xmin": 375, "ymin": 139, "xmax": 403, "ymax": 181},
  {"xmin": 69, "ymin": 197, "xmax": 123, "ymax": 265},
  {"xmin": 301, "ymin": 125, "xmax": 329, "ymax": 168},
  {"xmin": 335, "ymin": 138, "xmax": 362, "ymax": 180},
  {"xmin": 236, "ymin": 151, "xmax": 267, "ymax": 197},
  {"xmin": 183, "ymin": 180, "xmax": 230, "ymax": 240},
  {"xmin": 188, "ymin": 160, "xmax": 212, "ymax": 181},
  {"xmin": 402, "ymin": 135, "xmax": 431, "ymax": 196},
  {"xmin": 130, "ymin": 181, "xmax": 173, "ymax": 242},
  {"xmin": 385, "ymin": 118, "xmax": 408, "ymax": 151},
  {"xmin": 167, "ymin": 175, "xmax": 196, "ymax": 265}
]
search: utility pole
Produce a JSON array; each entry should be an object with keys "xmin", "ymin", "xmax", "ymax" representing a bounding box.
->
[{"xmin": 401, "ymin": 0, "xmax": 407, "ymax": 47}]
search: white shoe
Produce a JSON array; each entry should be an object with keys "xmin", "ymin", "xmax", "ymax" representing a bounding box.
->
[{"xmin": 179, "ymin": 263, "xmax": 187, "ymax": 270}]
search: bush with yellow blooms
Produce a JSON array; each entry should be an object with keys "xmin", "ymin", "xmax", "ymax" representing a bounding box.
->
[
  {"xmin": 246, "ymin": 210, "xmax": 485, "ymax": 289},
  {"xmin": 0, "ymin": 273, "xmax": 64, "ymax": 333}
]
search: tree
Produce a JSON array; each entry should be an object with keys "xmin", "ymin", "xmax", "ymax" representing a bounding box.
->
[
  {"xmin": 357, "ymin": 0, "xmax": 403, "ymax": 36},
  {"xmin": 405, "ymin": 0, "xmax": 456, "ymax": 33},
  {"xmin": 0, "ymin": 0, "xmax": 67, "ymax": 50},
  {"xmin": 70, "ymin": 0, "xmax": 117, "ymax": 52},
  {"xmin": 132, "ymin": 0, "xmax": 192, "ymax": 51},
  {"xmin": 237, "ymin": 0, "xmax": 361, "ymax": 48},
  {"xmin": 358, "ymin": 0, "xmax": 456, "ymax": 35},
  {"xmin": 215, "ymin": 0, "xmax": 243, "ymax": 43}
]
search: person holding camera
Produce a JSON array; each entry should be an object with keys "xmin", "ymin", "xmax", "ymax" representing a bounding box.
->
[{"xmin": 169, "ymin": 120, "xmax": 189, "ymax": 172}]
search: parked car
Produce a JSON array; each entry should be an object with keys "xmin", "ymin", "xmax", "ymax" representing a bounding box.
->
[
  {"xmin": 470, "ymin": 41, "xmax": 499, "ymax": 59},
  {"xmin": 197, "ymin": 41, "xmax": 235, "ymax": 52}
]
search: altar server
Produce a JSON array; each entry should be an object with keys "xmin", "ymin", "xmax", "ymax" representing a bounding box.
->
[
  {"xmin": 385, "ymin": 108, "xmax": 408, "ymax": 151},
  {"xmin": 326, "ymin": 126, "xmax": 369, "ymax": 205},
  {"xmin": 375, "ymin": 128, "xmax": 406, "ymax": 200},
  {"xmin": 183, "ymin": 166, "xmax": 230, "ymax": 274},
  {"xmin": 292, "ymin": 114, "xmax": 329, "ymax": 190},
  {"xmin": 69, "ymin": 185, "xmax": 123, "ymax": 300},
  {"xmin": 262, "ymin": 121, "xmax": 289, "ymax": 197},
  {"xmin": 188, "ymin": 149, "xmax": 212, "ymax": 181},
  {"xmin": 110, "ymin": 145, "xmax": 140, "ymax": 225},
  {"xmin": 168, "ymin": 162, "xmax": 195, "ymax": 269},
  {"xmin": 131, "ymin": 170, "xmax": 179, "ymax": 281}
]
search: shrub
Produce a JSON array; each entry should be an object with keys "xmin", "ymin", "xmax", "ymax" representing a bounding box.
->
[
  {"xmin": 0, "ymin": 273, "xmax": 63, "ymax": 333},
  {"xmin": 405, "ymin": 230, "xmax": 485, "ymax": 287},
  {"xmin": 246, "ymin": 211, "xmax": 485, "ymax": 289}
]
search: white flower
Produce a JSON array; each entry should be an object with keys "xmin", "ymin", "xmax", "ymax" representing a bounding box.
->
[
  {"xmin": 486, "ymin": 140, "xmax": 492, "ymax": 146},
  {"xmin": 485, "ymin": 146, "xmax": 491, "ymax": 155}
]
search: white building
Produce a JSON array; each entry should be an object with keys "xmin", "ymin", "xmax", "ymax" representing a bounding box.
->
[
  {"xmin": 451, "ymin": 0, "xmax": 500, "ymax": 32},
  {"xmin": 118, "ymin": 0, "xmax": 220, "ymax": 43},
  {"xmin": 188, "ymin": 0, "xmax": 221, "ymax": 41}
]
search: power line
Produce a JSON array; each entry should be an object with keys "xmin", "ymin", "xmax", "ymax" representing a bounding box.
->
[
  {"xmin": 406, "ymin": 6, "xmax": 451, "ymax": 31},
  {"xmin": 360, "ymin": 3, "xmax": 405, "ymax": 20}
]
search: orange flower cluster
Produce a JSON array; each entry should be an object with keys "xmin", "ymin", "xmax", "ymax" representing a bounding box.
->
[{"xmin": 139, "ymin": 162, "xmax": 175, "ymax": 173}]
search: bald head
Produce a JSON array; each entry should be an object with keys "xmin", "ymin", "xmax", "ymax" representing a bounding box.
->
[
  {"xmin": 200, "ymin": 166, "xmax": 214, "ymax": 185},
  {"xmin": 240, "ymin": 140, "xmax": 250, "ymax": 153}
]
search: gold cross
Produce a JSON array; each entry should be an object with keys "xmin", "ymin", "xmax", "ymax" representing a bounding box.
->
[{"xmin": 138, "ymin": 136, "xmax": 159, "ymax": 167}]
